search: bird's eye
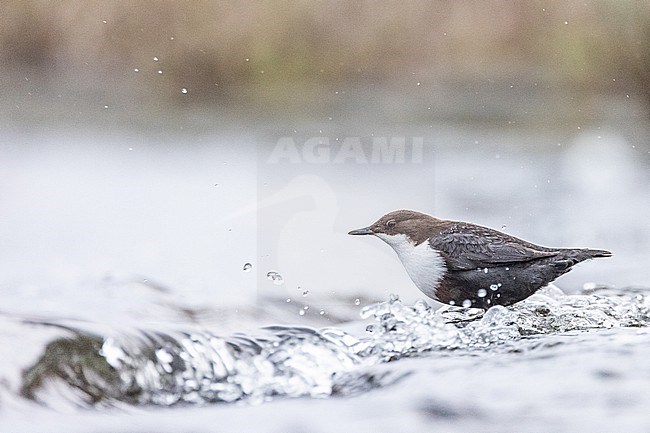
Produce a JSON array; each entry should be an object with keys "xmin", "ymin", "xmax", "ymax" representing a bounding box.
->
[{"xmin": 386, "ymin": 219, "xmax": 396, "ymax": 229}]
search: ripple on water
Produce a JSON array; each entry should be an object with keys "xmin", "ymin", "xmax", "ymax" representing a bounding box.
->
[{"xmin": 19, "ymin": 284, "xmax": 650, "ymax": 407}]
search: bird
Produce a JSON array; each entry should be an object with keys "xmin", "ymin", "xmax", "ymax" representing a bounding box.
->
[{"xmin": 348, "ymin": 210, "xmax": 611, "ymax": 309}]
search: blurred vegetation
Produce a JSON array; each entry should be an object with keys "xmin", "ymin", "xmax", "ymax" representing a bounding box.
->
[{"xmin": 0, "ymin": 1, "xmax": 649, "ymax": 123}]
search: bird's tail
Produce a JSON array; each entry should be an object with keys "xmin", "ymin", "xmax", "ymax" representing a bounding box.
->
[
  {"xmin": 564, "ymin": 248, "xmax": 612, "ymax": 264},
  {"xmin": 551, "ymin": 248, "xmax": 611, "ymax": 274},
  {"xmin": 583, "ymin": 248, "xmax": 612, "ymax": 259}
]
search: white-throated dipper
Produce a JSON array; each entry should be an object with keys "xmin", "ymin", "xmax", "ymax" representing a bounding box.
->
[{"xmin": 349, "ymin": 210, "xmax": 611, "ymax": 309}]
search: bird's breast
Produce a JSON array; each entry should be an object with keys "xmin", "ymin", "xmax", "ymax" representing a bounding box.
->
[{"xmin": 390, "ymin": 239, "xmax": 447, "ymax": 299}]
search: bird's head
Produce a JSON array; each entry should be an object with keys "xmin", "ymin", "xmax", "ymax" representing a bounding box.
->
[{"xmin": 348, "ymin": 210, "xmax": 440, "ymax": 247}]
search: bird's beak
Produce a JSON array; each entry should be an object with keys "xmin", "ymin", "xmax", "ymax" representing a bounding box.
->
[{"xmin": 348, "ymin": 227, "xmax": 374, "ymax": 236}]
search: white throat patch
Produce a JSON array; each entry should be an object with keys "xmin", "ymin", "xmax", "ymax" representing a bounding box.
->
[{"xmin": 375, "ymin": 233, "xmax": 447, "ymax": 299}]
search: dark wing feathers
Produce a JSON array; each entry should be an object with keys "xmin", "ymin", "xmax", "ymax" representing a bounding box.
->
[{"xmin": 429, "ymin": 223, "xmax": 559, "ymax": 271}]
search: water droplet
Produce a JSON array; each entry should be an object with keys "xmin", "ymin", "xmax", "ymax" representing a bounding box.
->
[
  {"xmin": 266, "ymin": 271, "xmax": 284, "ymax": 285},
  {"xmin": 583, "ymin": 282, "xmax": 597, "ymax": 291},
  {"xmin": 477, "ymin": 289, "xmax": 487, "ymax": 297},
  {"xmin": 319, "ymin": 310, "xmax": 325, "ymax": 315},
  {"xmin": 490, "ymin": 284, "xmax": 499, "ymax": 291},
  {"xmin": 134, "ymin": 68, "xmax": 139, "ymax": 72},
  {"xmin": 354, "ymin": 298, "xmax": 360, "ymax": 306},
  {"xmin": 286, "ymin": 298, "xmax": 291, "ymax": 303},
  {"xmin": 158, "ymin": 70, "xmax": 163, "ymax": 74},
  {"xmin": 449, "ymin": 300, "xmax": 455, "ymax": 306},
  {"xmin": 303, "ymin": 305, "xmax": 309, "ymax": 311},
  {"xmin": 505, "ymin": 267, "xmax": 510, "ymax": 271},
  {"xmin": 153, "ymin": 56, "xmax": 159, "ymax": 61},
  {"xmin": 103, "ymin": 105, "xmax": 108, "ymax": 109},
  {"xmin": 181, "ymin": 88, "xmax": 188, "ymax": 94},
  {"xmin": 245, "ymin": 58, "xmax": 250, "ymax": 62},
  {"xmin": 298, "ymin": 310, "xmax": 305, "ymax": 316},
  {"xmin": 462, "ymin": 299, "xmax": 472, "ymax": 308},
  {"xmin": 128, "ymin": 147, "xmax": 133, "ymax": 151},
  {"xmin": 102, "ymin": 20, "xmax": 107, "ymax": 24},
  {"xmin": 243, "ymin": 263, "xmax": 252, "ymax": 272},
  {"xmin": 483, "ymin": 268, "xmax": 489, "ymax": 274}
]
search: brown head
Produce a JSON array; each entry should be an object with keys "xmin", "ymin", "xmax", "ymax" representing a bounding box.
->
[{"xmin": 348, "ymin": 210, "xmax": 443, "ymax": 246}]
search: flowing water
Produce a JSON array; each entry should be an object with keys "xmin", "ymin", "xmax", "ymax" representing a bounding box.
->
[
  {"xmin": 3, "ymin": 283, "xmax": 650, "ymax": 432},
  {"xmin": 2, "ymin": 124, "xmax": 649, "ymax": 431}
]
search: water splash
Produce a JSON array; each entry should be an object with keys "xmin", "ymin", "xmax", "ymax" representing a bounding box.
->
[
  {"xmin": 19, "ymin": 285, "xmax": 650, "ymax": 408},
  {"xmin": 96, "ymin": 327, "xmax": 367, "ymax": 405},
  {"xmin": 266, "ymin": 271, "xmax": 284, "ymax": 285}
]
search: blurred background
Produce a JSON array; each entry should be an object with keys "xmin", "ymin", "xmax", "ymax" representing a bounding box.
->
[
  {"xmin": 1, "ymin": 1, "xmax": 649, "ymax": 323},
  {"xmin": 2, "ymin": 1, "xmax": 650, "ymax": 126}
]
